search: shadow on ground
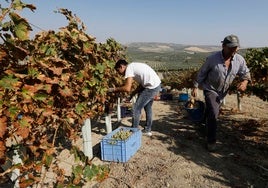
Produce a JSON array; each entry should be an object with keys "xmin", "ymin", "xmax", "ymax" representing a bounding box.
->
[
  {"xmin": 74, "ymin": 99, "xmax": 267, "ymax": 188},
  {"xmin": 151, "ymin": 100, "xmax": 268, "ymax": 188}
]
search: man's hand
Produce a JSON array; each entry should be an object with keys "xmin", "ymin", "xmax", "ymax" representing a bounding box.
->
[
  {"xmin": 191, "ymin": 88, "xmax": 198, "ymax": 98},
  {"xmin": 237, "ymin": 80, "xmax": 248, "ymax": 92}
]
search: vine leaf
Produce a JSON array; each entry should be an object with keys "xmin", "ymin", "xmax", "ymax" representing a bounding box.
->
[
  {"xmin": 84, "ymin": 165, "xmax": 98, "ymax": 180},
  {"xmin": 9, "ymin": 12, "xmax": 32, "ymax": 40},
  {"xmin": 72, "ymin": 165, "xmax": 83, "ymax": 185},
  {"xmin": 59, "ymin": 86, "xmax": 73, "ymax": 97},
  {"xmin": 0, "ymin": 74, "xmax": 18, "ymax": 90},
  {"xmin": 42, "ymin": 153, "xmax": 53, "ymax": 168},
  {"xmin": 0, "ymin": 117, "xmax": 7, "ymax": 138},
  {"xmin": 16, "ymin": 126, "xmax": 30, "ymax": 139},
  {"xmin": 0, "ymin": 141, "xmax": 6, "ymax": 160},
  {"xmin": 12, "ymin": 0, "xmax": 36, "ymax": 11}
]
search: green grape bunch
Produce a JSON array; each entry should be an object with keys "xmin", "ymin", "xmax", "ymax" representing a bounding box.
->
[{"xmin": 111, "ymin": 129, "xmax": 133, "ymax": 141}]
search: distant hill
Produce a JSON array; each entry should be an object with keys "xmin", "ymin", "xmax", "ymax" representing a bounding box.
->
[
  {"xmin": 125, "ymin": 42, "xmax": 221, "ymax": 70},
  {"xmin": 126, "ymin": 42, "xmax": 221, "ymax": 53},
  {"xmin": 125, "ymin": 42, "xmax": 247, "ymax": 70}
]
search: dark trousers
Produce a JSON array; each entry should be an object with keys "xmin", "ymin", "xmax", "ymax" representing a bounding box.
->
[{"xmin": 204, "ymin": 90, "xmax": 221, "ymax": 144}]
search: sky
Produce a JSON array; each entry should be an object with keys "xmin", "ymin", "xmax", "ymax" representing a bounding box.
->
[{"xmin": 5, "ymin": 0, "xmax": 268, "ymax": 48}]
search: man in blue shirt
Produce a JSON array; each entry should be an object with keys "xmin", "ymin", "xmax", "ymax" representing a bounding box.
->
[{"xmin": 191, "ymin": 34, "xmax": 251, "ymax": 151}]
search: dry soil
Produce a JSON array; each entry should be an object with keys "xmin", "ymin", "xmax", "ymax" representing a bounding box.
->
[{"xmin": 86, "ymin": 93, "xmax": 268, "ymax": 188}]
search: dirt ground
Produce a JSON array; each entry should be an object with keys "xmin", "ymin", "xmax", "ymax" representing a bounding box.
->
[
  {"xmin": 2, "ymin": 92, "xmax": 266, "ymax": 188},
  {"xmin": 85, "ymin": 93, "xmax": 268, "ymax": 188}
]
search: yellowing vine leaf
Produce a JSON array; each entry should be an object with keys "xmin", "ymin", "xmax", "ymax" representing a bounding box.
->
[
  {"xmin": 81, "ymin": 87, "xmax": 90, "ymax": 98},
  {"xmin": 7, "ymin": 106, "xmax": 20, "ymax": 119},
  {"xmin": 61, "ymin": 74, "xmax": 70, "ymax": 82},
  {"xmin": 0, "ymin": 48, "xmax": 8, "ymax": 60},
  {"xmin": 49, "ymin": 66, "xmax": 63, "ymax": 76},
  {"xmin": 83, "ymin": 41, "xmax": 94, "ymax": 53},
  {"xmin": 0, "ymin": 117, "xmax": 7, "ymax": 138},
  {"xmin": 16, "ymin": 126, "xmax": 30, "ymax": 139},
  {"xmin": 33, "ymin": 93, "xmax": 48, "ymax": 101},
  {"xmin": 75, "ymin": 102, "xmax": 87, "ymax": 115},
  {"xmin": 9, "ymin": 12, "xmax": 32, "ymax": 40},
  {"xmin": 59, "ymin": 87, "xmax": 73, "ymax": 97},
  {"xmin": 42, "ymin": 153, "xmax": 53, "ymax": 168},
  {"xmin": 45, "ymin": 147, "xmax": 56, "ymax": 155},
  {"xmin": 0, "ymin": 74, "xmax": 19, "ymax": 90},
  {"xmin": 40, "ymin": 108, "xmax": 54, "ymax": 117},
  {"xmin": 12, "ymin": 0, "xmax": 36, "ymax": 11},
  {"xmin": 0, "ymin": 141, "xmax": 6, "ymax": 160},
  {"xmin": 14, "ymin": 22, "xmax": 31, "ymax": 40}
]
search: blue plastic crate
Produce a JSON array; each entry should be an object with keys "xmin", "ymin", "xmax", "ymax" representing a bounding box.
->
[
  {"xmin": 101, "ymin": 127, "xmax": 141, "ymax": 162},
  {"xmin": 178, "ymin": 93, "xmax": 189, "ymax": 102}
]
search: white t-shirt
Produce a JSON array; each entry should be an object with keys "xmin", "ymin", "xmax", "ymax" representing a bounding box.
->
[{"xmin": 125, "ymin": 62, "xmax": 161, "ymax": 89}]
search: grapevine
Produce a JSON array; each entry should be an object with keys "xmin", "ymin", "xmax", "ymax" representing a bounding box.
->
[
  {"xmin": 229, "ymin": 48, "xmax": 268, "ymax": 101},
  {"xmin": 0, "ymin": 1, "xmax": 126, "ymax": 186},
  {"xmin": 245, "ymin": 48, "xmax": 268, "ymax": 101},
  {"xmin": 160, "ymin": 68, "xmax": 199, "ymax": 90}
]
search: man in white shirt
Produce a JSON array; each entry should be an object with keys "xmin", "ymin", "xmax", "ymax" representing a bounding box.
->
[{"xmin": 109, "ymin": 59, "xmax": 161, "ymax": 136}]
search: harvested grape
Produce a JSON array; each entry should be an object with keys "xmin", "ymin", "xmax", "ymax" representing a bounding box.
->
[{"xmin": 111, "ymin": 128, "xmax": 132, "ymax": 140}]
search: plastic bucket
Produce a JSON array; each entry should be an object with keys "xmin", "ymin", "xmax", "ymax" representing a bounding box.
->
[
  {"xmin": 160, "ymin": 93, "xmax": 173, "ymax": 100},
  {"xmin": 120, "ymin": 106, "xmax": 132, "ymax": 118},
  {"xmin": 178, "ymin": 93, "xmax": 189, "ymax": 102},
  {"xmin": 184, "ymin": 100, "xmax": 205, "ymax": 122}
]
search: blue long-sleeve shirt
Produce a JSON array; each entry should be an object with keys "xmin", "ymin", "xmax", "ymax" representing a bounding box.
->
[{"xmin": 194, "ymin": 51, "xmax": 251, "ymax": 99}]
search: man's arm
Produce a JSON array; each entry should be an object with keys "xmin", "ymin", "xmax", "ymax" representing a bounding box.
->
[
  {"xmin": 191, "ymin": 58, "xmax": 211, "ymax": 97},
  {"xmin": 113, "ymin": 77, "xmax": 133, "ymax": 93}
]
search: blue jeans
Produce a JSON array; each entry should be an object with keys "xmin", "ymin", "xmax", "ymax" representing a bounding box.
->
[{"xmin": 132, "ymin": 85, "xmax": 161, "ymax": 132}]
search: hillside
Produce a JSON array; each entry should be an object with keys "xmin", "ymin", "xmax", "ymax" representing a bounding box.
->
[
  {"xmin": 125, "ymin": 42, "xmax": 247, "ymax": 70},
  {"xmin": 125, "ymin": 42, "xmax": 219, "ymax": 70},
  {"xmin": 126, "ymin": 42, "xmax": 220, "ymax": 53}
]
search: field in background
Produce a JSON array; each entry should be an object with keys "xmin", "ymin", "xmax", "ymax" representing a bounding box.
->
[{"xmin": 126, "ymin": 42, "xmax": 248, "ymax": 70}]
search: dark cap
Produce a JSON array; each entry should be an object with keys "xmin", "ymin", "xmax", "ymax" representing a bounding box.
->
[{"xmin": 222, "ymin": 34, "xmax": 240, "ymax": 47}]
